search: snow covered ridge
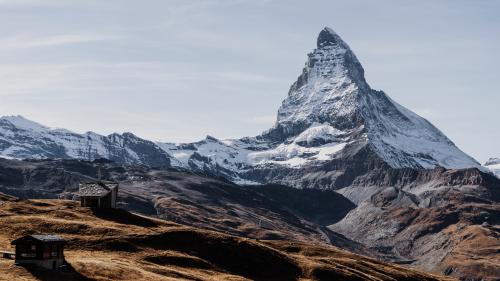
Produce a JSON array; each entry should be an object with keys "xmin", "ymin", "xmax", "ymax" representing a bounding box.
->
[
  {"xmin": 0, "ymin": 115, "xmax": 173, "ymax": 167},
  {"xmin": 0, "ymin": 27, "xmax": 484, "ymax": 186},
  {"xmin": 484, "ymin": 158, "xmax": 500, "ymax": 178},
  {"xmin": 159, "ymin": 123, "xmax": 350, "ymax": 169}
]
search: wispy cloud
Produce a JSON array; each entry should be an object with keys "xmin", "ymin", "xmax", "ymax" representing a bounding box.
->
[
  {"xmin": 0, "ymin": 61, "xmax": 283, "ymax": 97},
  {"xmin": 0, "ymin": 0, "xmax": 84, "ymax": 7},
  {"xmin": 0, "ymin": 33, "xmax": 119, "ymax": 49},
  {"xmin": 21, "ymin": 34, "xmax": 119, "ymax": 48}
]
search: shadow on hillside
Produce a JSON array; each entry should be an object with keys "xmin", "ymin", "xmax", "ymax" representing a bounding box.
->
[
  {"xmin": 22, "ymin": 263, "xmax": 96, "ymax": 281},
  {"xmin": 91, "ymin": 208, "xmax": 159, "ymax": 227},
  {"xmin": 137, "ymin": 230, "xmax": 302, "ymax": 281}
]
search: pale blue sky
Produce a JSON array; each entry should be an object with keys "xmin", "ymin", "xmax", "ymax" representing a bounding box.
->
[{"xmin": 0, "ymin": 0, "xmax": 498, "ymax": 162}]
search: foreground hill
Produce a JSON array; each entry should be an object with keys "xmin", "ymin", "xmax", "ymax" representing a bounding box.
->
[
  {"xmin": 0, "ymin": 194, "xmax": 453, "ymax": 281},
  {"xmin": 0, "ymin": 158, "xmax": 499, "ymax": 280}
]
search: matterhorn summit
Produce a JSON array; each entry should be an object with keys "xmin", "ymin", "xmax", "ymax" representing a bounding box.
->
[
  {"xmin": 0, "ymin": 27, "xmax": 481, "ymax": 188},
  {"xmin": 267, "ymin": 27, "xmax": 368, "ymax": 140},
  {"xmin": 160, "ymin": 27, "xmax": 481, "ymax": 186}
]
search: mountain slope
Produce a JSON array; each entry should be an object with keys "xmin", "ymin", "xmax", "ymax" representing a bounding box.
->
[
  {"xmin": 330, "ymin": 174, "xmax": 500, "ymax": 280},
  {"xmin": 0, "ymin": 115, "xmax": 173, "ymax": 167},
  {"xmin": 0, "ymin": 157, "xmax": 362, "ymax": 252},
  {"xmin": 0, "ymin": 196, "xmax": 453, "ymax": 281},
  {"xmin": 1, "ymin": 157, "xmax": 498, "ymax": 280}
]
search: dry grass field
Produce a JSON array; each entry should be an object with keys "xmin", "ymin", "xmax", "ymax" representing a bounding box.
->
[{"xmin": 0, "ymin": 193, "xmax": 454, "ymax": 281}]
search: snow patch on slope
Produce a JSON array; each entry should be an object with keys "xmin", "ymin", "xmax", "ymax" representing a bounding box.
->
[
  {"xmin": 293, "ymin": 123, "xmax": 344, "ymax": 146},
  {"xmin": 160, "ymin": 123, "xmax": 349, "ymax": 172},
  {"xmin": 363, "ymin": 94, "xmax": 480, "ymax": 169}
]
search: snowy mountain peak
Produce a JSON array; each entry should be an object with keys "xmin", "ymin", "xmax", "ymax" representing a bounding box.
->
[
  {"xmin": 485, "ymin": 158, "xmax": 500, "ymax": 166},
  {"xmin": 485, "ymin": 158, "xmax": 500, "ymax": 178},
  {"xmin": 259, "ymin": 27, "xmax": 480, "ymax": 171},
  {"xmin": 317, "ymin": 27, "xmax": 346, "ymax": 48},
  {"xmin": 267, "ymin": 28, "xmax": 367, "ymax": 140},
  {"xmin": 0, "ymin": 115, "xmax": 49, "ymax": 132}
]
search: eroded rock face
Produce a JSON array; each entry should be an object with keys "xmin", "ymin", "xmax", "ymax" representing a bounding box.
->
[{"xmin": 330, "ymin": 167, "xmax": 500, "ymax": 280}]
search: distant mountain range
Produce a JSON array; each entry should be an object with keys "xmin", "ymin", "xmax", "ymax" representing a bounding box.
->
[{"xmin": 0, "ymin": 115, "xmax": 173, "ymax": 167}]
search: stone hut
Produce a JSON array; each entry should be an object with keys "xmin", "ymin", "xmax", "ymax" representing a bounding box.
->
[{"xmin": 79, "ymin": 181, "xmax": 118, "ymax": 208}]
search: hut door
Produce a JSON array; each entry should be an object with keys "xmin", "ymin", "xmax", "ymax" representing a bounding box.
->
[{"xmin": 52, "ymin": 260, "xmax": 56, "ymax": 270}]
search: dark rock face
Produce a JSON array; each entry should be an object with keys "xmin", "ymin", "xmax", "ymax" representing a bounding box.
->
[{"xmin": 329, "ymin": 165, "xmax": 500, "ymax": 280}]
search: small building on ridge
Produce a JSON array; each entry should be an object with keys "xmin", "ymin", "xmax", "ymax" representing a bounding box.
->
[{"xmin": 79, "ymin": 181, "xmax": 118, "ymax": 208}]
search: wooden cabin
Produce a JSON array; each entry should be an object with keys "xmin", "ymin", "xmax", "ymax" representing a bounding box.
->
[
  {"xmin": 79, "ymin": 181, "xmax": 118, "ymax": 208},
  {"xmin": 11, "ymin": 234, "xmax": 66, "ymax": 270}
]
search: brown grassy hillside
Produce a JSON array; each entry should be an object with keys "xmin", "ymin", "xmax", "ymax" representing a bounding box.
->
[{"xmin": 0, "ymin": 195, "xmax": 453, "ymax": 281}]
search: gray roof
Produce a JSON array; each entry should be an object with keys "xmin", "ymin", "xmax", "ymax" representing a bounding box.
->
[
  {"xmin": 79, "ymin": 182, "xmax": 118, "ymax": 197},
  {"xmin": 12, "ymin": 234, "xmax": 65, "ymax": 244},
  {"xmin": 31, "ymin": 234, "xmax": 66, "ymax": 242}
]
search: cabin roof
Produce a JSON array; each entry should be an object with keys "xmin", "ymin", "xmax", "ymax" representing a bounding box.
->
[
  {"xmin": 79, "ymin": 181, "xmax": 118, "ymax": 198},
  {"xmin": 11, "ymin": 234, "xmax": 66, "ymax": 245}
]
